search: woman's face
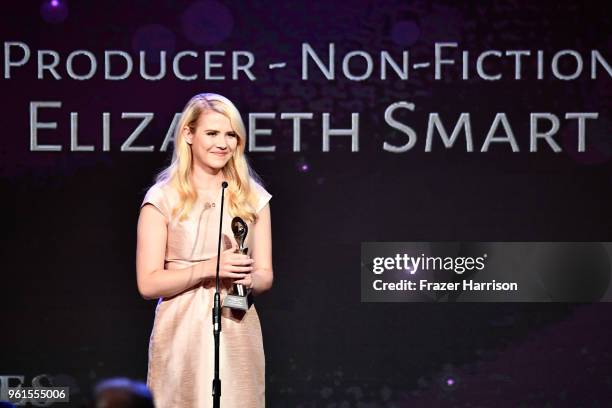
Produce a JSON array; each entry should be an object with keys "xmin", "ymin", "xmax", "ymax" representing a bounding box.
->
[{"xmin": 185, "ymin": 111, "xmax": 239, "ymax": 172}]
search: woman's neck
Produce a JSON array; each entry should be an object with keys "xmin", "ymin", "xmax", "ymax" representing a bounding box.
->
[{"xmin": 191, "ymin": 165, "xmax": 225, "ymax": 192}]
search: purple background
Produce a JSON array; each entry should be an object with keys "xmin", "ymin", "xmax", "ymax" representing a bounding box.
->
[{"xmin": 1, "ymin": 0, "xmax": 611, "ymax": 406}]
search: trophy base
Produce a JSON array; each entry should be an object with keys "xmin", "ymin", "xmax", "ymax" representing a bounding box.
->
[{"xmin": 222, "ymin": 291, "xmax": 253, "ymax": 311}]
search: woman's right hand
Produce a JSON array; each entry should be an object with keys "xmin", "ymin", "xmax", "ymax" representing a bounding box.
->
[{"xmin": 216, "ymin": 245, "xmax": 254, "ymax": 280}]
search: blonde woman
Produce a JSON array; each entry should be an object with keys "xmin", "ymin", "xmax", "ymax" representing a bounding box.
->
[{"xmin": 136, "ymin": 93, "xmax": 273, "ymax": 407}]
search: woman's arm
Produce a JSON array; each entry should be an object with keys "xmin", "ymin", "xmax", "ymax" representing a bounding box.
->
[
  {"xmin": 136, "ymin": 204, "xmax": 214, "ymax": 300},
  {"xmin": 236, "ymin": 203, "xmax": 273, "ymax": 295}
]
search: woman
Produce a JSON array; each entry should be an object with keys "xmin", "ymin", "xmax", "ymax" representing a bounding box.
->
[{"xmin": 136, "ymin": 93, "xmax": 273, "ymax": 407}]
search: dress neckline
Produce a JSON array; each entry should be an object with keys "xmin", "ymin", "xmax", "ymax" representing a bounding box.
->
[{"xmin": 196, "ymin": 185, "xmax": 225, "ymax": 208}]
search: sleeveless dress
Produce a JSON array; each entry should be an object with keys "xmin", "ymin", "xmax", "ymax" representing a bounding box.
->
[{"xmin": 140, "ymin": 178, "xmax": 272, "ymax": 408}]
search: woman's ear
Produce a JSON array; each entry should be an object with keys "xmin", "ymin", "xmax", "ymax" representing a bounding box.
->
[{"xmin": 183, "ymin": 127, "xmax": 193, "ymax": 145}]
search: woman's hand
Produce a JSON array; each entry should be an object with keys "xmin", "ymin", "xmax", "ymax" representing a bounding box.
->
[
  {"xmin": 217, "ymin": 246, "xmax": 254, "ymax": 280},
  {"xmin": 233, "ymin": 271, "xmax": 254, "ymax": 289}
]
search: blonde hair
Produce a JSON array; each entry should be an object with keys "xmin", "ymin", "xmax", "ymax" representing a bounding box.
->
[{"xmin": 156, "ymin": 93, "xmax": 263, "ymax": 223}]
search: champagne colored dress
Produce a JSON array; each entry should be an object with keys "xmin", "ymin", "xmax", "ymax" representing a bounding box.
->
[{"xmin": 141, "ymin": 178, "xmax": 272, "ymax": 408}]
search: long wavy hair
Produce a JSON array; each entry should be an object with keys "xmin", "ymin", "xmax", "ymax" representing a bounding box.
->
[{"xmin": 155, "ymin": 93, "xmax": 263, "ymax": 223}]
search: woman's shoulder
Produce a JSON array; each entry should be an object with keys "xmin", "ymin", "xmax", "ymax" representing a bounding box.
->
[
  {"xmin": 248, "ymin": 176, "xmax": 272, "ymax": 213},
  {"xmin": 144, "ymin": 180, "xmax": 177, "ymax": 200},
  {"xmin": 141, "ymin": 181, "xmax": 179, "ymax": 218}
]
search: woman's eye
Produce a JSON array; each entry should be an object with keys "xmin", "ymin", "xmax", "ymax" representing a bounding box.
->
[
  {"xmin": 207, "ymin": 132, "xmax": 216, "ymax": 136},
  {"xmin": 228, "ymin": 133, "xmax": 237, "ymax": 138}
]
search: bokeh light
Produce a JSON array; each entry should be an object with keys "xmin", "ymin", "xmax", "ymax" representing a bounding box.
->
[
  {"xmin": 132, "ymin": 24, "xmax": 176, "ymax": 65},
  {"xmin": 391, "ymin": 20, "xmax": 421, "ymax": 47},
  {"xmin": 296, "ymin": 158, "xmax": 310, "ymax": 173},
  {"xmin": 181, "ymin": 0, "xmax": 234, "ymax": 46},
  {"xmin": 40, "ymin": 0, "xmax": 68, "ymax": 23}
]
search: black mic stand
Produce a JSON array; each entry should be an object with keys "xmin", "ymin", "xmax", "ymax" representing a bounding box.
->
[{"xmin": 212, "ymin": 181, "xmax": 228, "ymax": 408}]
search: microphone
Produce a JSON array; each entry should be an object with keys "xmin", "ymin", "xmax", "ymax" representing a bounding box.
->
[
  {"xmin": 215, "ymin": 181, "xmax": 229, "ymax": 293},
  {"xmin": 212, "ymin": 180, "xmax": 228, "ymax": 407}
]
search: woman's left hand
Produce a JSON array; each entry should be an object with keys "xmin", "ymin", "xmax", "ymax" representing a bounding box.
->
[{"xmin": 234, "ymin": 273, "xmax": 255, "ymax": 290}]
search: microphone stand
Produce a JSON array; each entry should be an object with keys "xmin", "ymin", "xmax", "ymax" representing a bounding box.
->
[{"xmin": 212, "ymin": 181, "xmax": 228, "ymax": 408}]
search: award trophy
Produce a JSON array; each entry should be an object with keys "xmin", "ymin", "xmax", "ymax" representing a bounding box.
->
[{"xmin": 222, "ymin": 216, "xmax": 254, "ymax": 311}]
